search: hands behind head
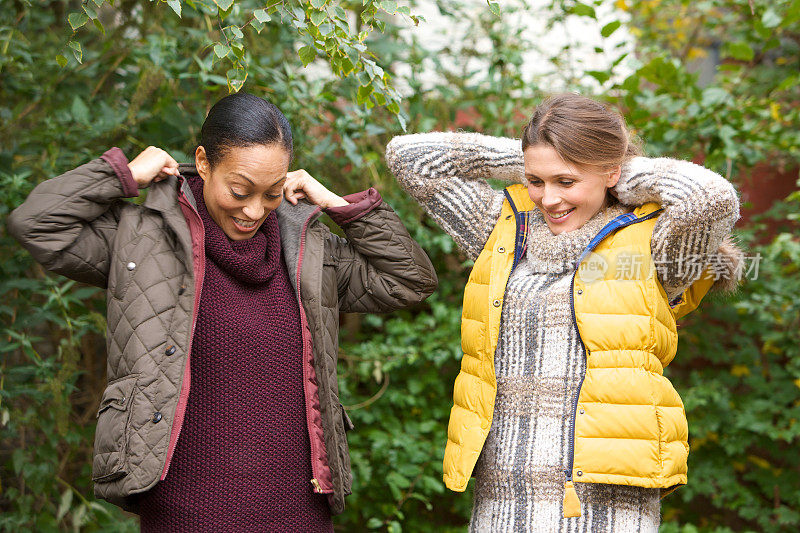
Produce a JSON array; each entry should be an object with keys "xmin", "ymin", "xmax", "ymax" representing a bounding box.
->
[
  {"xmin": 127, "ymin": 147, "xmax": 180, "ymax": 189},
  {"xmin": 283, "ymin": 169, "xmax": 348, "ymax": 210}
]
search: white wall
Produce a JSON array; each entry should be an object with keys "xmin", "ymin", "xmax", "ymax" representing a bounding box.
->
[{"xmin": 392, "ymin": 0, "xmax": 634, "ymax": 94}]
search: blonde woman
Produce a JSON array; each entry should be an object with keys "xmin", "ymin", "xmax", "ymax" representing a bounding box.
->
[{"xmin": 386, "ymin": 93, "xmax": 742, "ymax": 532}]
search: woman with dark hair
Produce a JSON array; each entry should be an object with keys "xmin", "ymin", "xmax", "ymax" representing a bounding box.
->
[
  {"xmin": 387, "ymin": 93, "xmax": 742, "ymax": 531},
  {"xmin": 8, "ymin": 92, "xmax": 437, "ymax": 531}
]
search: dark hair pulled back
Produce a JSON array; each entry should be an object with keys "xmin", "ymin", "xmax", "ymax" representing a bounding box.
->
[{"xmin": 200, "ymin": 92, "xmax": 293, "ymax": 168}]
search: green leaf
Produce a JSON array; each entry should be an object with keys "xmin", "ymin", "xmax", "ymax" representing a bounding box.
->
[
  {"xmin": 166, "ymin": 0, "xmax": 182, "ymax": 17},
  {"xmin": 586, "ymin": 70, "xmax": 611, "ymax": 84},
  {"xmin": 213, "ymin": 0, "xmax": 234, "ymax": 11},
  {"xmin": 72, "ymin": 505, "xmax": 87, "ymax": 529},
  {"xmin": 310, "ymin": 10, "xmax": 328, "ymax": 27},
  {"xmin": 71, "ymin": 96, "xmax": 90, "ymax": 125},
  {"xmin": 397, "ymin": 110, "xmax": 407, "ymax": 131},
  {"xmin": 357, "ymin": 83, "xmax": 373, "ymax": 104},
  {"xmin": 726, "ymin": 41, "xmax": 754, "ymax": 61},
  {"xmin": 56, "ymin": 54, "xmax": 68, "ymax": 67},
  {"xmin": 250, "ymin": 19, "xmax": 264, "ymax": 32},
  {"xmin": 601, "ymin": 20, "xmax": 621, "ymax": 37},
  {"xmin": 298, "ymin": 45, "xmax": 316, "ymax": 66},
  {"xmin": 701, "ymin": 87, "xmax": 729, "ymax": 107},
  {"xmin": 569, "ymin": 2, "xmax": 596, "ymax": 18},
  {"xmin": 82, "ymin": 2, "xmax": 99, "ymax": 19},
  {"xmin": 226, "ymin": 69, "xmax": 247, "ymax": 92},
  {"xmin": 93, "ymin": 18, "xmax": 105, "ymax": 34},
  {"xmin": 231, "ymin": 25, "xmax": 244, "ymax": 39},
  {"xmin": 380, "ymin": 1, "xmax": 397, "ymax": 14},
  {"xmin": 68, "ymin": 41, "xmax": 83, "ymax": 63},
  {"xmin": 776, "ymin": 74, "xmax": 798, "ymax": 92},
  {"xmin": 214, "ymin": 43, "xmax": 230, "ymax": 58},
  {"xmin": 68, "ymin": 12, "xmax": 89, "ymax": 30},
  {"xmin": 56, "ymin": 489, "xmax": 73, "ymax": 521},
  {"xmin": 339, "ymin": 56, "xmax": 355, "ymax": 75},
  {"xmin": 253, "ymin": 8, "xmax": 270, "ymax": 23},
  {"xmin": 310, "ymin": 0, "xmax": 326, "ymax": 8},
  {"xmin": 761, "ymin": 8, "xmax": 782, "ymax": 28},
  {"xmin": 487, "ymin": 1, "xmax": 500, "ymax": 16}
]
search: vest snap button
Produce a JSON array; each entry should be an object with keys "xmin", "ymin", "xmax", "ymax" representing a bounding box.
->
[
  {"xmin": 577, "ymin": 289, "xmax": 583, "ymax": 295},
  {"xmin": 165, "ymin": 345, "xmax": 176, "ymax": 356},
  {"xmin": 178, "ymin": 285, "xmax": 186, "ymax": 295},
  {"xmin": 579, "ymin": 409, "xmax": 585, "ymax": 415},
  {"xmin": 498, "ymin": 247, "xmax": 505, "ymax": 253},
  {"xmin": 152, "ymin": 412, "xmax": 163, "ymax": 423},
  {"xmin": 126, "ymin": 262, "xmax": 136, "ymax": 271},
  {"xmin": 577, "ymin": 470, "xmax": 583, "ymax": 477},
  {"xmin": 492, "ymin": 299, "xmax": 501, "ymax": 307}
]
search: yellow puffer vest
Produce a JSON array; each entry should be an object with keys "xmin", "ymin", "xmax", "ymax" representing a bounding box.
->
[{"xmin": 444, "ymin": 185, "xmax": 715, "ymax": 517}]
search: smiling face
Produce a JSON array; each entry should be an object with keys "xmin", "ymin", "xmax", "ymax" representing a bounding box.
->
[
  {"xmin": 524, "ymin": 144, "xmax": 621, "ymax": 235},
  {"xmin": 195, "ymin": 143, "xmax": 290, "ymax": 240}
]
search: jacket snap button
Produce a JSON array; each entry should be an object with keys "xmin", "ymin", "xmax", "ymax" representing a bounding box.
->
[
  {"xmin": 577, "ymin": 470, "xmax": 583, "ymax": 477},
  {"xmin": 126, "ymin": 262, "xmax": 136, "ymax": 271},
  {"xmin": 152, "ymin": 412, "xmax": 163, "ymax": 423},
  {"xmin": 576, "ymin": 289, "xmax": 583, "ymax": 295},
  {"xmin": 165, "ymin": 345, "xmax": 176, "ymax": 356},
  {"xmin": 498, "ymin": 247, "xmax": 505, "ymax": 253},
  {"xmin": 178, "ymin": 285, "xmax": 186, "ymax": 295},
  {"xmin": 579, "ymin": 408, "xmax": 585, "ymax": 415},
  {"xmin": 492, "ymin": 299, "xmax": 501, "ymax": 307}
]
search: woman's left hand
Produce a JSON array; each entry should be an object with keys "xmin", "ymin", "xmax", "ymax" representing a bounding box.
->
[{"xmin": 283, "ymin": 169, "xmax": 349, "ymax": 209}]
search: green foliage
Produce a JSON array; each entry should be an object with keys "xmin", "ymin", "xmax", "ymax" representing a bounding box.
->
[
  {"xmin": 1, "ymin": 0, "xmax": 798, "ymax": 531},
  {"xmin": 42, "ymin": 0, "xmax": 419, "ymax": 115},
  {"xmin": 664, "ymin": 202, "xmax": 800, "ymax": 531},
  {"xmin": 615, "ymin": 0, "xmax": 799, "ymax": 172}
]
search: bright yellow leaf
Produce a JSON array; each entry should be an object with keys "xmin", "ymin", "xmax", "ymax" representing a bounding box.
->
[
  {"xmin": 730, "ymin": 365, "xmax": 750, "ymax": 377},
  {"xmin": 747, "ymin": 455, "xmax": 771, "ymax": 470},
  {"xmin": 687, "ymin": 47, "xmax": 709, "ymax": 60},
  {"xmin": 771, "ymin": 102, "xmax": 781, "ymax": 122}
]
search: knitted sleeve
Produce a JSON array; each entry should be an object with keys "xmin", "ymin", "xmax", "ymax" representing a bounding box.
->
[
  {"xmin": 386, "ymin": 132, "xmax": 524, "ymax": 260},
  {"xmin": 614, "ymin": 157, "xmax": 740, "ymax": 301}
]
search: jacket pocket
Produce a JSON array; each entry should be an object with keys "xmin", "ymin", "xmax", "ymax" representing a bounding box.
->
[{"xmin": 92, "ymin": 374, "xmax": 138, "ymax": 483}]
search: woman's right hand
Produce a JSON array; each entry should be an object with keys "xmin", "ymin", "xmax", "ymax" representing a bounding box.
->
[{"xmin": 127, "ymin": 146, "xmax": 180, "ymax": 189}]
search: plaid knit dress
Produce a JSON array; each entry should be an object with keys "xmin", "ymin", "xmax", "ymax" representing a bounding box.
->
[
  {"xmin": 135, "ymin": 177, "xmax": 333, "ymax": 532},
  {"xmin": 469, "ymin": 204, "xmax": 661, "ymax": 531}
]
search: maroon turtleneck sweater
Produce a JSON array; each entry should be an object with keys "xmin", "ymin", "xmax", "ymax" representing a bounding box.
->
[{"xmin": 136, "ymin": 176, "xmax": 333, "ymax": 532}]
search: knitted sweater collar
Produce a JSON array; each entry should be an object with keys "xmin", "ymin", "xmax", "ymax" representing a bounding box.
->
[
  {"xmin": 525, "ymin": 202, "xmax": 630, "ymax": 274},
  {"xmin": 188, "ymin": 175, "xmax": 281, "ymax": 285}
]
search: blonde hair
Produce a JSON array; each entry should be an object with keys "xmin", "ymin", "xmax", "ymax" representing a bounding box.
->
[{"xmin": 521, "ymin": 93, "xmax": 642, "ymax": 171}]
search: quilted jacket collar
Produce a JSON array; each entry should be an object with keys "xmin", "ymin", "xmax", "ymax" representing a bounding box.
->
[
  {"xmin": 140, "ymin": 163, "xmax": 324, "ymax": 291},
  {"xmin": 275, "ymin": 198, "xmax": 321, "ymax": 290}
]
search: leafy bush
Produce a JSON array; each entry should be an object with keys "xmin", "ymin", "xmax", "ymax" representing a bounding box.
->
[{"xmin": 1, "ymin": 1, "xmax": 798, "ymax": 532}]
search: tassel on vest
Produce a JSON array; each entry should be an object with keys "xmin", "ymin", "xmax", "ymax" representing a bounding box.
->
[{"xmin": 563, "ymin": 481, "xmax": 582, "ymax": 518}]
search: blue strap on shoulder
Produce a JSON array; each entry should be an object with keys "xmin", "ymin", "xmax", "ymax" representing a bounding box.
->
[{"xmin": 577, "ymin": 209, "xmax": 664, "ymax": 265}]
